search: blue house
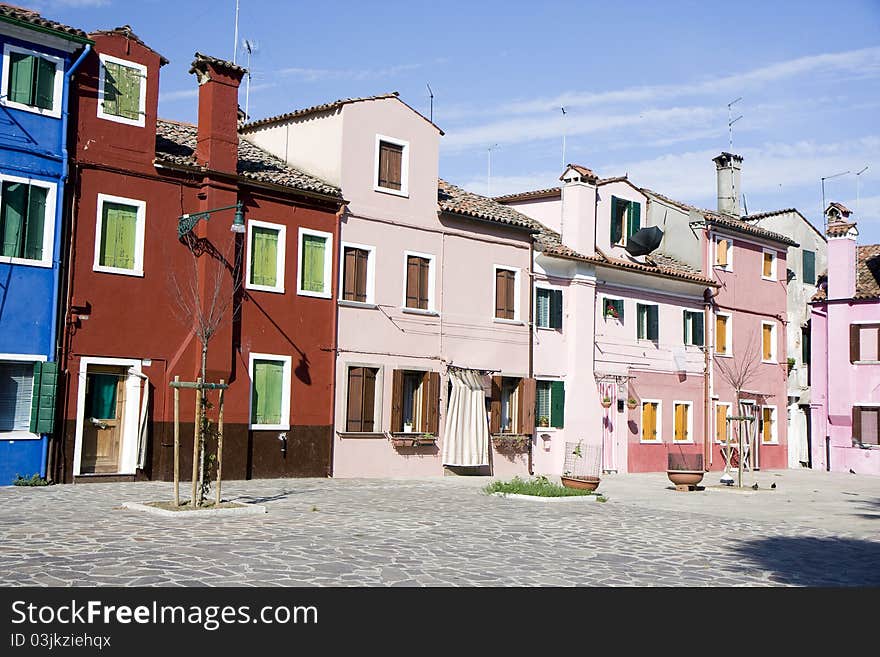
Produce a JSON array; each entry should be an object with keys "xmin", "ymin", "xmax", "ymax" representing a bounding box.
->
[{"xmin": 0, "ymin": 5, "xmax": 91, "ymax": 485}]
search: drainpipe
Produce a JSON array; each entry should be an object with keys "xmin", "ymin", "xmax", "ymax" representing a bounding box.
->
[
  {"xmin": 703, "ymin": 290, "xmax": 711, "ymax": 471},
  {"xmin": 528, "ymin": 238, "xmax": 534, "ymax": 475}
]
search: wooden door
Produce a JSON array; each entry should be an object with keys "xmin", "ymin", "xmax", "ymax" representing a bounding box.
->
[{"xmin": 80, "ymin": 366, "xmax": 127, "ymax": 474}]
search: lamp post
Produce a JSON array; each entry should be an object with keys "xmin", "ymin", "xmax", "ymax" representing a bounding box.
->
[{"xmin": 177, "ymin": 201, "xmax": 246, "ymax": 238}]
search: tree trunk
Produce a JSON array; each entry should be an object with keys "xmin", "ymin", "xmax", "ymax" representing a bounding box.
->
[
  {"xmin": 215, "ymin": 381, "xmax": 224, "ymax": 506},
  {"xmin": 173, "ymin": 376, "xmax": 180, "ymax": 506},
  {"xmin": 191, "ymin": 377, "xmax": 202, "ymax": 506}
]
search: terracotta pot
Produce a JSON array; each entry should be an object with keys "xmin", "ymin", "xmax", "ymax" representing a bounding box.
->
[
  {"xmin": 560, "ymin": 475, "xmax": 600, "ymax": 491},
  {"xmin": 666, "ymin": 470, "xmax": 704, "ymax": 487},
  {"xmin": 600, "ymin": 400, "xmax": 612, "ymax": 409}
]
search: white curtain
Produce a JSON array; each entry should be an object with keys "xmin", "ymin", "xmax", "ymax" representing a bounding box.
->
[{"xmin": 441, "ymin": 368, "xmax": 489, "ymax": 467}]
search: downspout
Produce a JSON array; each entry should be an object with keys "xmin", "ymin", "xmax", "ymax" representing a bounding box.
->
[
  {"xmin": 528, "ymin": 237, "xmax": 534, "ymax": 475},
  {"xmin": 704, "ymin": 227, "xmax": 721, "ymax": 470},
  {"xmin": 328, "ymin": 202, "xmax": 346, "ymax": 477}
]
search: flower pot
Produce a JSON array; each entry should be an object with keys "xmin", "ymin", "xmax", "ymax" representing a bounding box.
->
[
  {"xmin": 626, "ymin": 400, "xmax": 638, "ymax": 410},
  {"xmin": 600, "ymin": 400, "xmax": 612, "ymax": 409},
  {"xmin": 560, "ymin": 475, "xmax": 600, "ymax": 491},
  {"xmin": 666, "ymin": 470, "xmax": 704, "ymax": 490}
]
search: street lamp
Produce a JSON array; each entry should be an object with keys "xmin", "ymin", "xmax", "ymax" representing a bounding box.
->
[{"xmin": 177, "ymin": 201, "xmax": 246, "ymax": 238}]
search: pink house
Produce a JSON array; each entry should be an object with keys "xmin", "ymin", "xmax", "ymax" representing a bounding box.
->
[{"xmin": 810, "ymin": 204, "xmax": 880, "ymax": 475}]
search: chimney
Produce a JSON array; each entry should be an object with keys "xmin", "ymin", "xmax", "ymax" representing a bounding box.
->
[
  {"xmin": 559, "ymin": 164, "xmax": 598, "ymax": 257},
  {"xmin": 189, "ymin": 52, "xmax": 246, "ymax": 174},
  {"xmin": 825, "ymin": 203, "xmax": 858, "ymax": 299},
  {"xmin": 713, "ymin": 152, "xmax": 743, "ymax": 216}
]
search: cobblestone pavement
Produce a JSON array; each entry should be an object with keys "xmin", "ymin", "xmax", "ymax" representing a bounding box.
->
[{"xmin": 1, "ymin": 470, "xmax": 878, "ymax": 587}]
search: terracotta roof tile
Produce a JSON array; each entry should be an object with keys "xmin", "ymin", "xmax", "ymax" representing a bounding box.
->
[
  {"xmin": 855, "ymin": 244, "xmax": 880, "ymax": 299},
  {"xmin": 493, "ymin": 187, "xmax": 561, "ymax": 203},
  {"xmin": 438, "ymin": 180, "xmax": 540, "ymax": 232},
  {"xmin": 559, "ymin": 164, "xmax": 598, "ymax": 182},
  {"xmin": 90, "ymin": 25, "xmax": 168, "ymax": 64},
  {"xmin": 0, "ymin": 3, "xmax": 90, "ymax": 41},
  {"xmin": 189, "ymin": 52, "xmax": 246, "ymax": 78},
  {"xmin": 826, "ymin": 221, "xmax": 857, "ymax": 238},
  {"xmin": 704, "ymin": 211, "xmax": 799, "ymax": 247},
  {"xmin": 744, "ymin": 208, "xmax": 798, "ymax": 220},
  {"xmin": 827, "ymin": 201, "xmax": 852, "ymax": 217},
  {"xmin": 155, "ymin": 119, "xmax": 341, "ymax": 198}
]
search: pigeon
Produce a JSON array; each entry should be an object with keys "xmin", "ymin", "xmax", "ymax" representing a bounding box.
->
[
  {"xmin": 850, "ymin": 468, "xmax": 856, "ymax": 474},
  {"xmin": 751, "ymin": 483, "xmax": 759, "ymax": 490},
  {"xmin": 770, "ymin": 482, "xmax": 776, "ymax": 489}
]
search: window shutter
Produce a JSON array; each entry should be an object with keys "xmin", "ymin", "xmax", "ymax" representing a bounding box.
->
[
  {"xmin": 35, "ymin": 57, "xmax": 55, "ymax": 111},
  {"xmin": 355, "ymin": 249, "xmax": 368, "ymax": 302},
  {"xmin": 535, "ymin": 289, "xmax": 550, "ymax": 327},
  {"xmin": 418, "ymin": 258, "xmax": 430, "ymax": 310},
  {"xmin": 762, "ymin": 324, "xmax": 772, "ymax": 360},
  {"xmin": 346, "ymin": 367, "xmax": 364, "ymax": 432},
  {"xmin": 378, "ymin": 142, "xmax": 403, "ymax": 190},
  {"xmin": 1, "ymin": 181, "xmax": 27, "ymax": 257},
  {"xmin": 716, "ymin": 315, "xmax": 727, "ymax": 354},
  {"xmin": 251, "ymin": 227, "xmax": 278, "ymax": 287},
  {"xmin": 489, "ymin": 376, "xmax": 502, "ymax": 433},
  {"xmin": 802, "ymin": 325, "xmax": 811, "ymax": 366},
  {"xmin": 850, "ymin": 324, "xmax": 860, "ymax": 362},
  {"xmin": 683, "ymin": 311, "xmax": 689, "ymax": 344},
  {"xmin": 362, "ymin": 368, "xmax": 376, "ymax": 432},
  {"xmin": 628, "ymin": 201, "xmax": 641, "ymax": 238},
  {"xmin": 119, "ymin": 65, "xmax": 141, "ymax": 120},
  {"xmin": 648, "ymin": 305, "xmax": 659, "ymax": 341},
  {"xmin": 519, "ymin": 378, "xmax": 536, "ymax": 434},
  {"xmin": 423, "ymin": 371, "xmax": 440, "ymax": 434},
  {"xmin": 0, "ymin": 362, "xmax": 34, "ymax": 431},
  {"xmin": 102, "ymin": 61, "xmax": 120, "ymax": 116},
  {"xmin": 693, "ymin": 312, "xmax": 704, "ymax": 346},
  {"xmin": 610, "ymin": 197, "xmax": 623, "ymax": 244},
  {"xmin": 716, "ymin": 239, "xmax": 728, "ymax": 266},
  {"xmin": 101, "ymin": 202, "xmax": 137, "ymax": 269},
  {"xmin": 390, "ymin": 369, "xmax": 404, "ymax": 432},
  {"xmin": 343, "ymin": 248, "xmax": 357, "ymax": 300},
  {"xmin": 674, "ymin": 404, "xmax": 684, "ymax": 441},
  {"xmin": 716, "ymin": 405, "xmax": 726, "ymax": 442},
  {"xmin": 302, "ymin": 234, "xmax": 326, "ymax": 293},
  {"xmin": 802, "ymin": 250, "xmax": 816, "ymax": 285},
  {"xmin": 8, "ymin": 52, "xmax": 34, "ymax": 105},
  {"xmin": 505, "ymin": 271, "xmax": 516, "ymax": 318},
  {"xmin": 405, "ymin": 256, "xmax": 420, "ymax": 308},
  {"xmin": 550, "ymin": 289, "xmax": 563, "ymax": 329},
  {"xmin": 550, "ymin": 381, "xmax": 565, "ymax": 428},
  {"xmin": 852, "ymin": 406, "xmax": 861, "ymax": 443},
  {"xmin": 253, "ymin": 360, "xmax": 283, "ymax": 425},
  {"xmin": 495, "ymin": 271, "xmax": 505, "ymax": 319},
  {"xmin": 24, "ymin": 185, "xmax": 46, "ymax": 261},
  {"xmin": 28, "ymin": 361, "xmax": 58, "ymax": 434}
]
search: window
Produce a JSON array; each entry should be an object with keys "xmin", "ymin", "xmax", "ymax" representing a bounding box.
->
[
  {"xmin": 246, "ymin": 221, "xmax": 285, "ymax": 293},
  {"xmin": 97, "ymin": 54, "xmax": 146, "ymax": 127},
  {"xmin": 802, "ymin": 250, "xmax": 816, "ymax": 285},
  {"xmin": 0, "ymin": 176, "xmax": 54, "ymax": 267},
  {"xmin": 603, "ymin": 297, "xmax": 624, "ymax": 322},
  {"xmin": 0, "ymin": 361, "xmax": 34, "ymax": 432},
  {"xmin": 94, "ymin": 194, "xmax": 145, "ymax": 276},
  {"xmin": 375, "ymin": 135, "xmax": 408, "ymax": 196},
  {"xmin": 683, "ymin": 310, "xmax": 704, "ymax": 346},
  {"xmin": 341, "ymin": 244, "xmax": 374, "ymax": 304},
  {"xmin": 762, "ymin": 248, "xmax": 777, "ymax": 280},
  {"xmin": 535, "ymin": 380, "xmax": 564, "ymax": 429},
  {"xmin": 535, "ymin": 287, "xmax": 563, "ymax": 329},
  {"xmin": 761, "ymin": 321, "xmax": 777, "ymax": 362},
  {"xmin": 390, "ymin": 369, "xmax": 439, "ymax": 434},
  {"xmin": 1, "ymin": 45, "xmax": 62, "ymax": 117},
  {"xmin": 346, "ymin": 366, "xmax": 378, "ymax": 432},
  {"xmin": 760, "ymin": 406, "xmax": 777, "ymax": 444},
  {"xmin": 715, "ymin": 237, "xmax": 732, "ymax": 270},
  {"xmin": 673, "ymin": 401, "xmax": 692, "ymax": 443},
  {"xmin": 297, "ymin": 228, "xmax": 332, "ymax": 298},
  {"xmin": 490, "ymin": 377, "xmax": 535, "ymax": 434},
  {"xmin": 715, "ymin": 402, "xmax": 731, "ymax": 443},
  {"xmin": 853, "ymin": 406, "xmax": 880, "ymax": 446},
  {"xmin": 715, "ymin": 313, "xmax": 731, "ymax": 356},
  {"xmin": 801, "ymin": 323, "xmax": 811, "ymax": 367},
  {"xmin": 610, "ymin": 196, "xmax": 641, "ymax": 245},
  {"xmin": 641, "ymin": 400, "xmax": 661, "ymax": 443},
  {"xmin": 637, "ymin": 303, "xmax": 659, "ymax": 341},
  {"xmin": 404, "ymin": 252, "xmax": 434, "ymax": 312},
  {"xmin": 249, "ymin": 353, "xmax": 291, "ymax": 430},
  {"xmin": 494, "ymin": 267, "xmax": 519, "ymax": 321},
  {"xmin": 849, "ymin": 324, "xmax": 880, "ymax": 363}
]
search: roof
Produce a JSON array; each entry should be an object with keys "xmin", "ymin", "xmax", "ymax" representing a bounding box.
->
[
  {"xmin": 190, "ymin": 52, "xmax": 246, "ymax": 79},
  {"xmin": 826, "ymin": 201, "xmax": 852, "ymax": 217},
  {"xmin": 812, "ymin": 244, "xmax": 880, "ymax": 301},
  {"xmin": 438, "ymin": 179, "xmax": 540, "ymax": 232},
  {"xmin": 713, "ymin": 152, "xmax": 743, "ymax": 164},
  {"xmin": 155, "ymin": 119, "xmax": 341, "ymax": 198},
  {"xmin": 744, "ymin": 208, "xmax": 798, "ymax": 221},
  {"xmin": 0, "ymin": 3, "xmax": 91, "ymax": 42},
  {"xmin": 240, "ymin": 92, "xmax": 444, "ymax": 135},
  {"xmin": 559, "ymin": 164, "xmax": 598, "ymax": 182},
  {"xmin": 90, "ymin": 25, "xmax": 168, "ymax": 65},
  {"xmin": 703, "ymin": 211, "xmax": 799, "ymax": 247},
  {"xmin": 826, "ymin": 221, "xmax": 857, "ymax": 238},
  {"xmin": 494, "ymin": 187, "xmax": 561, "ymax": 203}
]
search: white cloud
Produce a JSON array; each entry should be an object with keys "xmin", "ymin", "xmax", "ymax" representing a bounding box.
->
[
  {"xmin": 159, "ymin": 82, "xmax": 277, "ymax": 104},
  {"xmin": 32, "ymin": 0, "xmax": 110, "ymax": 7},
  {"xmin": 278, "ymin": 63, "xmax": 421, "ymax": 82}
]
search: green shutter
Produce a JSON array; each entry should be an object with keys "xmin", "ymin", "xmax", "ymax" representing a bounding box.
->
[
  {"xmin": 683, "ymin": 311, "xmax": 689, "ymax": 344},
  {"xmin": 8, "ymin": 52, "xmax": 34, "ymax": 105},
  {"xmin": 693, "ymin": 311, "xmax": 704, "ymax": 346},
  {"xmin": 628, "ymin": 201, "xmax": 641, "ymax": 238},
  {"xmin": 253, "ymin": 360, "xmax": 284, "ymax": 425},
  {"xmin": 0, "ymin": 181, "xmax": 27, "ymax": 257},
  {"xmin": 251, "ymin": 227, "xmax": 279, "ymax": 287},
  {"xmin": 102, "ymin": 61, "xmax": 120, "ymax": 116},
  {"xmin": 648, "ymin": 305, "xmax": 659, "ymax": 341},
  {"xmin": 117, "ymin": 64, "xmax": 141, "ymax": 120},
  {"xmin": 34, "ymin": 57, "xmax": 55, "ymax": 111},
  {"xmin": 100, "ymin": 202, "xmax": 137, "ymax": 269},
  {"xmin": 610, "ymin": 197, "xmax": 623, "ymax": 244},
  {"xmin": 535, "ymin": 288, "xmax": 550, "ymax": 327},
  {"xmin": 803, "ymin": 250, "xmax": 816, "ymax": 285},
  {"xmin": 551, "ymin": 289, "xmax": 563, "ymax": 329},
  {"xmin": 29, "ymin": 361, "xmax": 58, "ymax": 434},
  {"xmin": 24, "ymin": 185, "xmax": 46, "ymax": 261},
  {"xmin": 302, "ymin": 234, "xmax": 326, "ymax": 293},
  {"xmin": 550, "ymin": 381, "xmax": 565, "ymax": 428}
]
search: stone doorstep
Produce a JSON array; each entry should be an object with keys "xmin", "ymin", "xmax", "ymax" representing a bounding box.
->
[
  {"xmin": 490, "ymin": 492, "xmax": 602, "ymax": 503},
  {"xmin": 121, "ymin": 502, "xmax": 267, "ymax": 517}
]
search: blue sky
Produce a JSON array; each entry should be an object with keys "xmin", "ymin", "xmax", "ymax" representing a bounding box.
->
[{"xmin": 33, "ymin": 0, "xmax": 880, "ymax": 242}]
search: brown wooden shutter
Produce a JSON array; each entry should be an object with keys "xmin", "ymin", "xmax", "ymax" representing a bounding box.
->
[
  {"xmin": 362, "ymin": 368, "xmax": 376, "ymax": 431},
  {"xmin": 419, "ymin": 258, "xmax": 430, "ymax": 309},
  {"xmin": 355, "ymin": 249, "xmax": 368, "ymax": 302},
  {"xmin": 378, "ymin": 142, "xmax": 403, "ymax": 190},
  {"xmin": 489, "ymin": 376, "xmax": 502, "ymax": 433},
  {"xmin": 850, "ymin": 324, "xmax": 861, "ymax": 362},
  {"xmin": 519, "ymin": 378, "xmax": 536, "ymax": 434},
  {"xmin": 495, "ymin": 271, "xmax": 505, "ymax": 318},
  {"xmin": 505, "ymin": 271, "xmax": 515, "ymax": 318},
  {"xmin": 390, "ymin": 369, "xmax": 404, "ymax": 432},
  {"xmin": 343, "ymin": 249, "xmax": 357, "ymax": 301},
  {"xmin": 406, "ymin": 256, "xmax": 420, "ymax": 308},
  {"xmin": 852, "ymin": 406, "xmax": 861, "ymax": 444},
  {"xmin": 495, "ymin": 270, "xmax": 515, "ymax": 319},
  {"xmin": 346, "ymin": 367, "xmax": 363, "ymax": 432},
  {"xmin": 422, "ymin": 371, "xmax": 440, "ymax": 434}
]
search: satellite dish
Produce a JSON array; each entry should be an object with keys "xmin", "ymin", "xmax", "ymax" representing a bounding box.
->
[{"xmin": 625, "ymin": 226, "xmax": 664, "ymax": 256}]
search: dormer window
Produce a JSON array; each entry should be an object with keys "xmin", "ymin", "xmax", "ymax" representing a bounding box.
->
[
  {"xmin": 610, "ymin": 196, "xmax": 640, "ymax": 246},
  {"xmin": 374, "ymin": 135, "xmax": 408, "ymax": 196},
  {"xmin": 1, "ymin": 45, "xmax": 63, "ymax": 118},
  {"xmin": 97, "ymin": 54, "xmax": 146, "ymax": 127}
]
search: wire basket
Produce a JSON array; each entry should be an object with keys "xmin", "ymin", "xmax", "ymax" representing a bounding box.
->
[{"xmin": 563, "ymin": 442, "xmax": 601, "ymax": 478}]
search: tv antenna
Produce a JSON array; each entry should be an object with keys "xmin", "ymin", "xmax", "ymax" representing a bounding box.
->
[
  {"xmin": 242, "ymin": 39, "xmax": 256, "ymax": 120},
  {"xmin": 426, "ymin": 83, "xmax": 434, "ymax": 123},
  {"xmin": 821, "ymin": 170, "xmax": 851, "ymax": 230},
  {"xmin": 856, "ymin": 165, "xmax": 869, "ymax": 215},
  {"xmin": 487, "ymin": 143, "xmax": 500, "ymax": 197},
  {"xmin": 727, "ymin": 97, "xmax": 742, "ymax": 152},
  {"xmin": 561, "ymin": 106, "xmax": 567, "ymax": 168},
  {"xmin": 232, "ymin": 0, "xmax": 240, "ymax": 64}
]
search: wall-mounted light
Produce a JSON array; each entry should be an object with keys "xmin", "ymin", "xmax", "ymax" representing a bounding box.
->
[{"xmin": 230, "ymin": 201, "xmax": 246, "ymax": 234}]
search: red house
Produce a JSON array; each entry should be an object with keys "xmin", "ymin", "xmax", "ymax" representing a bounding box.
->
[{"xmin": 55, "ymin": 26, "xmax": 344, "ymax": 483}]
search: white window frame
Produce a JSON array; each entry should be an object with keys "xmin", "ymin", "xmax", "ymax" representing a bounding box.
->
[
  {"xmin": 0, "ymin": 173, "xmax": 57, "ymax": 268},
  {"xmin": 245, "ymin": 219, "xmax": 286, "ymax": 294},
  {"xmin": 672, "ymin": 400, "xmax": 694, "ymax": 444},
  {"xmin": 93, "ymin": 193, "xmax": 146, "ymax": 277},
  {"xmin": 534, "ymin": 377, "xmax": 559, "ymax": 431},
  {"xmin": 296, "ymin": 227, "xmax": 333, "ymax": 299},
  {"xmin": 339, "ymin": 242, "xmax": 376, "ymax": 306},
  {"xmin": 714, "ymin": 236, "xmax": 733, "ymax": 271},
  {"xmin": 534, "ymin": 283, "xmax": 563, "ymax": 330},
  {"xmin": 761, "ymin": 247, "xmax": 777, "ymax": 281},
  {"xmin": 248, "ymin": 352, "xmax": 292, "ymax": 431},
  {"xmin": 493, "ymin": 264, "xmax": 521, "ymax": 324},
  {"xmin": 715, "ymin": 402, "xmax": 732, "ymax": 444},
  {"xmin": 760, "ymin": 405, "xmax": 778, "ymax": 445},
  {"xmin": 640, "ymin": 399, "xmax": 662, "ymax": 444},
  {"xmin": 0, "ymin": 44, "xmax": 63, "ymax": 119},
  {"xmin": 341, "ymin": 362, "xmax": 384, "ymax": 434},
  {"xmin": 0, "ymin": 353, "xmax": 46, "ymax": 439},
  {"xmin": 683, "ymin": 309, "xmax": 704, "ymax": 347},
  {"xmin": 374, "ymin": 134, "xmax": 409, "ymax": 197},
  {"xmin": 761, "ymin": 320, "xmax": 777, "ymax": 363},
  {"xmin": 636, "ymin": 302, "xmax": 659, "ymax": 342},
  {"xmin": 401, "ymin": 250, "xmax": 437, "ymax": 315},
  {"xmin": 602, "ymin": 295, "xmax": 624, "ymax": 323},
  {"xmin": 97, "ymin": 53, "xmax": 147, "ymax": 128},
  {"xmin": 715, "ymin": 311, "xmax": 732, "ymax": 357}
]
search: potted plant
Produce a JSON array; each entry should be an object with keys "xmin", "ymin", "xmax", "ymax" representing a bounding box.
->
[
  {"xmin": 604, "ymin": 302, "xmax": 619, "ymax": 320},
  {"xmin": 492, "ymin": 434, "xmax": 530, "ymax": 451},
  {"xmin": 666, "ymin": 451, "xmax": 704, "ymax": 491},
  {"xmin": 601, "ymin": 396, "xmax": 613, "ymax": 409},
  {"xmin": 626, "ymin": 397, "xmax": 638, "ymax": 410},
  {"xmin": 537, "ymin": 415, "xmax": 550, "ymax": 428},
  {"xmin": 787, "ymin": 357, "xmax": 795, "ymax": 374},
  {"xmin": 560, "ymin": 442, "xmax": 601, "ymax": 491}
]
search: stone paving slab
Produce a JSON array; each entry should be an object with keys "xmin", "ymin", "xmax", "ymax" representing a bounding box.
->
[{"xmin": 0, "ymin": 470, "xmax": 877, "ymax": 587}]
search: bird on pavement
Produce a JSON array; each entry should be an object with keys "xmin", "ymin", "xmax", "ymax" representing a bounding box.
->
[
  {"xmin": 770, "ymin": 482, "xmax": 776, "ymax": 489},
  {"xmin": 751, "ymin": 483, "xmax": 759, "ymax": 490},
  {"xmin": 850, "ymin": 468, "xmax": 856, "ymax": 474}
]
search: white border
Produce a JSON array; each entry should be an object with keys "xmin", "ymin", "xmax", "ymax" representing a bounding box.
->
[
  {"xmin": 761, "ymin": 320, "xmax": 777, "ymax": 363},
  {"xmin": 636, "ymin": 302, "xmax": 659, "ymax": 341},
  {"xmin": 714, "ymin": 236, "xmax": 733, "ymax": 271},
  {"xmin": 93, "ymin": 193, "xmax": 146, "ymax": 277},
  {"xmin": 534, "ymin": 283, "xmax": 563, "ymax": 330},
  {"xmin": 0, "ymin": 353, "xmax": 47, "ymax": 440},
  {"xmin": 0, "ymin": 172, "xmax": 57, "ymax": 268},
  {"xmin": 683, "ymin": 309, "xmax": 704, "ymax": 346},
  {"xmin": 97, "ymin": 53, "xmax": 146, "ymax": 128},
  {"xmin": 401, "ymin": 250, "xmax": 437, "ymax": 314},
  {"xmin": 373, "ymin": 134, "xmax": 409, "ymax": 197},
  {"xmin": 715, "ymin": 311, "xmax": 732, "ymax": 357},
  {"xmin": 493, "ymin": 264, "xmax": 521, "ymax": 323},
  {"xmin": 640, "ymin": 399, "xmax": 662, "ymax": 444},
  {"xmin": 534, "ymin": 378, "xmax": 560, "ymax": 431},
  {"xmin": 672, "ymin": 400, "xmax": 694, "ymax": 444},
  {"xmin": 72, "ymin": 357, "xmax": 142, "ymax": 476},
  {"xmin": 0, "ymin": 44, "xmax": 63, "ymax": 118},
  {"xmin": 714, "ymin": 401, "xmax": 732, "ymax": 444},
  {"xmin": 760, "ymin": 405, "xmax": 778, "ymax": 444},
  {"xmin": 245, "ymin": 220, "xmax": 286, "ymax": 294},
  {"xmin": 248, "ymin": 352, "xmax": 292, "ymax": 431},
  {"xmin": 339, "ymin": 242, "xmax": 376, "ymax": 305},
  {"xmin": 296, "ymin": 227, "xmax": 333, "ymax": 298},
  {"xmin": 761, "ymin": 247, "xmax": 777, "ymax": 281}
]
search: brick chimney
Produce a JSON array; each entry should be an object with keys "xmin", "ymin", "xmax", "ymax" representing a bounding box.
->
[
  {"xmin": 559, "ymin": 164, "xmax": 598, "ymax": 257},
  {"xmin": 825, "ymin": 202, "xmax": 858, "ymax": 299},
  {"xmin": 713, "ymin": 152, "xmax": 743, "ymax": 216},
  {"xmin": 189, "ymin": 52, "xmax": 246, "ymax": 174}
]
